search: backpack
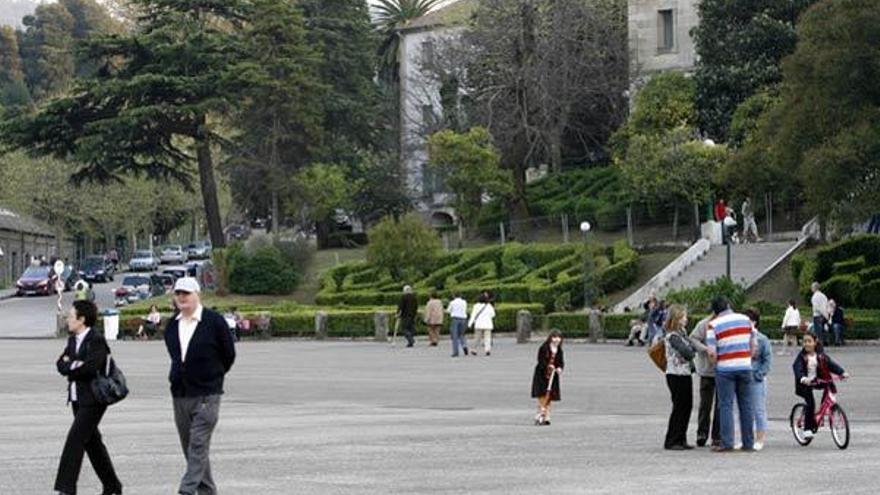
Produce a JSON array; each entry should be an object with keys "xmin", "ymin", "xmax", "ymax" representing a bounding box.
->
[{"xmin": 648, "ymin": 338, "xmax": 666, "ymax": 372}]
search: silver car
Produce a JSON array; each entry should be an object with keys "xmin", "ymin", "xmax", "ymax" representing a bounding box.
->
[
  {"xmin": 129, "ymin": 249, "xmax": 159, "ymax": 272},
  {"xmin": 160, "ymin": 245, "xmax": 188, "ymax": 264}
]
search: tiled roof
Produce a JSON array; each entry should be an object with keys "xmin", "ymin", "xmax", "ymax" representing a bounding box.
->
[{"xmin": 0, "ymin": 208, "xmax": 55, "ymax": 237}]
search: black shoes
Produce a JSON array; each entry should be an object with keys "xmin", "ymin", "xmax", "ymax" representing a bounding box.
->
[
  {"xmin": 665, "ymin": 443, "xmax": 695, "ymax": 451},
  {"xmin": 696, "ymin": 437, "xmax": 707, "ymax": 447}
]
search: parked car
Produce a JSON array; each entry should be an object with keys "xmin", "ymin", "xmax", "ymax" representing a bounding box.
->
[
  {"xmin": 160, "ymin": 245, "xmax": 187, "ymax": 264},
  {"xmin": 15, "ymin": 265, "xmax": 53, "ymax": 296},
  {"xmin": 225, "ymin": 224, "xmax": 250, "ymax": 242},
  {"xmin": 186, "ymin": 241, "xmax": 212, "ymax": 260},
  {"xmin": 152, "ymin": 273, "xmax": 176, "ymax": 294},
  {"xmin": 162, "ymin": 265, "xmax": 188, "ymax": 280},
  {"xmin": 78, "ymin": 255, "xmax": 115, "ymax": 283},
  {"xmin": 114, "ymin": 275, "xmax": 152, "ymax": 306},
  {"xmin": 129, "ymin": 249, "xmax": 159, "ymax": 272}
]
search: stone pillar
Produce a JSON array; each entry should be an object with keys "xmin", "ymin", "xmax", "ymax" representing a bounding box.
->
[
  {"xmin": 588, "ymin": 309, "xmax": 605, "ymax": 343},
  {"xmin": 516, "ymin": 310, "xmax": 532, "ymax": 344},
  {"xmin": 374, "ymin": 312, "xmax": 389, "ymax": 342},
  {"xmin": 315, "ymin": 311, "xmax": 328, "ymax": 340}
]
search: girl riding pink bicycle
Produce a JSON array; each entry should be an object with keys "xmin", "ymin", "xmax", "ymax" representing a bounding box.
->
[{"xmin": 792, "ymin": 331, "xmax": 850, "ymax": 442}]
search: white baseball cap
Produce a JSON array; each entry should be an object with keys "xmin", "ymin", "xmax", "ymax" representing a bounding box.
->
[{"xmin": 173, "ymin": 277, "xmax": 201, "ymax": 293}]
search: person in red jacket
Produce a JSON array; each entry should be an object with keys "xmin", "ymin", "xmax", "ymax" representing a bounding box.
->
[{"xmin": 714, "ymin": 199, "xmax": 727, "ymax": 222}]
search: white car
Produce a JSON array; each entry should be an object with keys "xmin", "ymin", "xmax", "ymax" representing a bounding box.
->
[
  {"xmin": 160, "ymin": 245, "xmax": 188, "ymax": 264},
  {"xmin": 129, "ymin": 249, "xmax": 159, "ymax": 272}
]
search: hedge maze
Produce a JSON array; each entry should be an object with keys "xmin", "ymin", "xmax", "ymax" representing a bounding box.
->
[{"xmin": 317, "ymin": 241, "xmax": 639, "ymax": 312}]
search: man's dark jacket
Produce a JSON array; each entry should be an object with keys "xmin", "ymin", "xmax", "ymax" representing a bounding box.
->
[{"xmin": 164, "ymin": 307, "xmax": 236, "ymax": 398}]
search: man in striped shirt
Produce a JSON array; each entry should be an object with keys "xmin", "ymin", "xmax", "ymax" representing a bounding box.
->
[{"xmin": 706, "ymin": 296, "xmax": 756, "ymax": 452}]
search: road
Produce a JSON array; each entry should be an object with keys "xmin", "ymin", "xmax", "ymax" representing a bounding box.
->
[
  {"xmin": 0, "ymin": 272, "xmax": 129, "ymax": 338},
  {"xmin": 0, "ymin": 338, "xmax": 877, "ymax": 494}
]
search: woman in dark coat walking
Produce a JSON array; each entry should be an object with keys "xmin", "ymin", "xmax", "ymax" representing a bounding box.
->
[{"xmin": 531, "ymin": 330, "xmax": 564, "ymax": 425}]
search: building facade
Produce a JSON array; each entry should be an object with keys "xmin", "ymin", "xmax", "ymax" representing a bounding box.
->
[
  {"xmin": 0, "ymin": 208, "xmax": 73, "ymax": 287},
  {"xmin": 628, "ymin": 0, "xmax": 700, "ymax": 80}
]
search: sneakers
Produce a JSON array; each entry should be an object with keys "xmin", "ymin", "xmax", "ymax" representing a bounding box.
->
[
  {"xmin": 803, "ymin": 430, "xmax": 814, "ymax": 439},
  {"xmin": 754, "ymin": 441, "xmax": 764, "ymax": 451}
]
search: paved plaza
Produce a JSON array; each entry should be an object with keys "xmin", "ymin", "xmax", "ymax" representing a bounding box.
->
[{"xmin": 1, "ymin": 337, "xmax": 878, "ymax": 494}]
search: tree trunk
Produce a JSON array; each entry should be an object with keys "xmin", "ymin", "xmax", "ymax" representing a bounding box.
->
[
  {"xmin": 316, "ymin": 218, "xmax": 332, "ymax": 249},
  {"xmin": 549, "ymin": 126, "xmax": 563, "ymax": 173},
  {"xmin": 270, "ymin": 115, "xmax": 281, "ymax": 234},
  {"xmin": 196, "ymin": 114, "xmax": 225, "ymax": 248},
  {"xmin": 672, "ymin": 204, "xmax": 679, "ymax": 241},
  {"xmin": 693, "ymin": 202, "xmax": 701, "ymax": 242}
]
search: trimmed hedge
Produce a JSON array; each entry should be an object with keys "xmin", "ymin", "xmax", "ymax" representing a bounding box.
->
[
  {"xmin": 815, "ymin": 235, "xmax": 880, "ymax": 282},
  {"xmin": 832, "ymin": 256, "xmax": 866, "ymax": 276},
  {"xmin": 316, "ymin": 242, "xmax": 639, "ymax": 312}
]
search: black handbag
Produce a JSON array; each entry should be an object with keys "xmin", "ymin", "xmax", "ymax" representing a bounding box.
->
[{"xmin": 91, "ymin": 354, "xmax": 129, "ymax": 406}]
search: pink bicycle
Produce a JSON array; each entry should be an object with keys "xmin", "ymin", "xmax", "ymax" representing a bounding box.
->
[{"xmin": 790, "ymin": 376, "xmax": 850, "ymax": 449}]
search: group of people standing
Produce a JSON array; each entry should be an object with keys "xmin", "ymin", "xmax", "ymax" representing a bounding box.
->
[
  {"xmin": 396, "ymin": 287, "xmax": 497, "ymax": 356},
  {"xmin": 658, "ymin": 295, "xmax": 849, "ymax": 452}
]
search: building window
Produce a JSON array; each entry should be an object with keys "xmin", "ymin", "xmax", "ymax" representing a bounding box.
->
[
  {"xmin": 422, "ymin": 40, "xmax": 436, "ymax": 67},
  {"xmin": 658, "ymin": 9, "xmax": 674, "ymax": 52}
]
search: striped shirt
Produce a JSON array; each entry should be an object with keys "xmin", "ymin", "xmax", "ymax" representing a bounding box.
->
[{"xmin": 706, "ymin": 310, "xmax": 754, "ymax": 373}]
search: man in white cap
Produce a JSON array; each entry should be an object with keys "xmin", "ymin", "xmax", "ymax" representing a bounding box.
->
[{"xmin": 163, "ymin": 277, "xmax": 235, "ymax": 495}]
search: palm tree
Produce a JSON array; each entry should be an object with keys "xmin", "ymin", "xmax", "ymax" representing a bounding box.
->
[{"xmin": 373, "ymin": 0, "xmax": 444, "ymax": 83}]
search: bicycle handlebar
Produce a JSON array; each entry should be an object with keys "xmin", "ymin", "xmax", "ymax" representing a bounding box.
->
[{"xmin": 812, "ymin": 375, "xmax": 848, "ymax": 385}]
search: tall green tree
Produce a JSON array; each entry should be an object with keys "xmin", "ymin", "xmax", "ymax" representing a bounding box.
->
[
  {"xmin": 746, "ymin": 0, "xmax": 880, "ymax": 231},
  {"xmin": 0, "ymin": 25, "xmax": 31, "ymax": 107},
  {"xmin": 428, "ymin": 127, "xmax": 513, "ymax": 227},
  {"xmin": 300, "ymin": 0, "xmax": 378, "ymax": 153},
  {"xmin": 227, "ymin": 0, "xmax": 325, "ymax": 233},
  {"xmin": 18, "ymin": 2, "xmax": 75, "ymax": 100},
  {"xmin": 692, "ymin": 0, "xmax": 817, "ymax": 141},
  {"xmin": 373, "ymin": 0, "xmax": 442, "ymax": 83},
  {"xmin": 1, "ymin": 0, "xmax": 257, "ymax": 248}
]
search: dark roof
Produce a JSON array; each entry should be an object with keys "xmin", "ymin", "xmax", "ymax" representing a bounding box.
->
[
  {"xmin": 397, "ymin": 0, "xmax": 478, "ymax": 32},
  {"xmin": 0, "ymin": 208, "xmax": 55, "ymax": 237}
]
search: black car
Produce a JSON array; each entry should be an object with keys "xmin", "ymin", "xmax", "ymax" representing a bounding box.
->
[{"xmin": 78, "ymin": 255, "xmax": 115, "ymax": 283}]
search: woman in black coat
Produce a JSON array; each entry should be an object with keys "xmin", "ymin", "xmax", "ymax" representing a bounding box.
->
[{"xmin": 531, "ymin": 330, "xmax": 564, "ymax": 425}]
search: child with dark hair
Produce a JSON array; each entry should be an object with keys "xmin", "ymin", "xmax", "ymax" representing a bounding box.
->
[
  {"xmin": 531, "ymin": 330, "xmax": 564, "ymax": 426},
  {"xmin": 793, "ymin": 331, "xmax": 850, "ymax": 438}
]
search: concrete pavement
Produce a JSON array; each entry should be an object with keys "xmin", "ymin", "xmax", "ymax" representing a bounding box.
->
[{"xmin": 1, "ymin": 338, "xmax": 877, "ymax": 494}]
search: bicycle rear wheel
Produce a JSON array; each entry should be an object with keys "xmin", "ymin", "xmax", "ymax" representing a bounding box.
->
[
  {"xmin": 790, "ymin": 403, "xmax": 812, "ymax": 446},
  {"xmin": 830, "ymin": 404, "xmax": 850, "ymax": 449}
]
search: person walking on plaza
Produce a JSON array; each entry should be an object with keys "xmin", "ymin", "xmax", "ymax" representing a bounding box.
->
[
  {"xmin": 397, "ymin": 285, "xmax": 418, "ymax": 348},
  {"xmin": 780, "ymin": 299, "xmax": 802, "ymax": 356},
  {"xmin": 468, "ymin": 293, "xmax": 496, "ymax": 356},
  {"xmin": 706, "ymin": 296, "xmax": 756, "ymax": 452},
  {"xmin": 746, "ymin": 309, "xmax": 772, "ymax": 451},
  {"xmin": 531, "ymin": 330, "xmax": 564, "ymax": 426},
  {"xmin": 662, "ymin": 305, "xmax": 696, "ymax": 450},
  {"xmin": 164, "ymin": 278, "xmax": 236, "ymax": 495},
  {"xmin": 828, "ymin": 299, "xmax": 846, "ymax": 346},
  {"xmin": 424, "ymin": 291, "xmax": 444, "ymax": 347},
  {"xmin": 54, "ymin": 300, "xmax": 123, "ymax": 495},
  {"xmin": 447, "ymin": 292, "xmax": 469, "ymax": 357},
  {"xmin": 810, "ymin": 282, "xmax": 829, "ymax": 346},
  {"xmin": 741, "ymin": 198, "xmax": 759, "ymax": 243},
  {"xmin": 689, "ymin": 313, "xmax": 720, "ymax": 447}
]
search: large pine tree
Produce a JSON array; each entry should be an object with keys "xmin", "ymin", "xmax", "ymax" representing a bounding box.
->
[{"xmin": 1, "ymin": 0, "xmax": 254, "ymax": 248}]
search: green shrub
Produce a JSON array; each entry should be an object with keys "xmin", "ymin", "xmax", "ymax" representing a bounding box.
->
[
  {"xmin": 822, "ymin": 274, "xmax": 861, "ymax": 307},
  {"xmin": 665, "ymin": 277, "xmax": 746, "ymax": 313},
  {"xmin": 797, "ymin": 257, "xmax": 819, "ymax": 303},
  {"xmin": 859, "ymin": 280, "xmax": 880, "ymax": 309},
  {"xmin": 832, "ymin": 256, "xmax": 866, "ymax": 276},
  {"xmin": 229, "ymin": 244, "xmax": 298, "ymax": 295},
  {"xmin": 815, "ymin": 235, "xmax": 880, "ymax": 281},
  {"xmin": 366, "ymin": 213, "xmax": 441, "ymax": 281},
  {"xmin": 857, "ymin": 266, "xmax": 880, "ymax": 284}
]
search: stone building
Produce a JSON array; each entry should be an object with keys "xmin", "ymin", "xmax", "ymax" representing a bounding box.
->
[
  {"xmin": 628, "ymin": 0, "xmax": 700, "ymax": 81},
  {"xmin": 0, "ymin": 208, "xmax": 73, "ymax": 287},
  {"xmin": 397, "ymin": 0, "xmax": 477, "ymax": 228}
]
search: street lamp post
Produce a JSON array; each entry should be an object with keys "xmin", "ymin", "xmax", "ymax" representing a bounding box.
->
[{"xmin": 580, "ymin": 221, "xmax": 592, "ymax": 310}]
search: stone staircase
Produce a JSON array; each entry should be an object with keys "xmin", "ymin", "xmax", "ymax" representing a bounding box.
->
[{"xmin": 665, "ymin": 241, "xmax": 799, "ymax": 292}]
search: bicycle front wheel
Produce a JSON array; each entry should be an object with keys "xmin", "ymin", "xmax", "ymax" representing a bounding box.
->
[
  {"xmin": 790, "ymin": 403, "xmax": 812, "ymax": 446},
  {"xmin": 830, "ymin": 404, "xmax": 850, "ymax": 450}
]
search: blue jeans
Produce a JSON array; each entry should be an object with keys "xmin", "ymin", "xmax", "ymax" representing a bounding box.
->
[
  {"xmin": 751, "ymin": 378, "xmax": 768, "ymax": 433},
  {"xmin": 449, "ymin": 318, "xmax": 468, "ymax": 356},
  {"xmin": 832, "ymin": 323, "xmax": 845, "ymax": 346},
  {"xmin": 813, "ymin": 316, "xmax": 827, "ymax": 345},
  {"xmin": 716, "ymin": 370, "xmax": 755, "ymax": 449}
]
